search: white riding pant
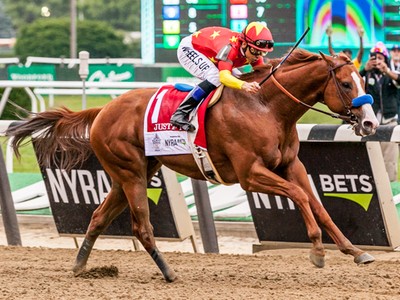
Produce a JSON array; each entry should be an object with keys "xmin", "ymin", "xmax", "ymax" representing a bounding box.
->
[{"xmin": 177, "ymin": 36, "xmax": 221, "ymax": 87}]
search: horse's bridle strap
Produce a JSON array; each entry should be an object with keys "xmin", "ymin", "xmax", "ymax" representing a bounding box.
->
[
  {"xmin": 328, "ymin": 62, "xmax": 353, "ymax": 113},
  {"xmin": 270, "ymin": 74, "xmax": 301, "ymax": 104},
  {"xmin": 268, "ymin": 66, "xmax": 354, "ymax": 123}
]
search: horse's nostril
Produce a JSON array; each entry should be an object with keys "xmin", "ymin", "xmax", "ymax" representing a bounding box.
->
[
  {"xmin": 362, "ymin": 120, "xmax": 377, "ymax": 135},
  {"xmin": 363, "ymin": 120, "xmax": 373, "ymax": 129}
]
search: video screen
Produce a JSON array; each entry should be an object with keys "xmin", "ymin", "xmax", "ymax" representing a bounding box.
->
[
  {"xmin": 147, "ymin": 0, "xmax": 387, "ymax": 63},
  {"xmin": 298, "ymin": 0, "xmax": 384, "ymax": 47}
]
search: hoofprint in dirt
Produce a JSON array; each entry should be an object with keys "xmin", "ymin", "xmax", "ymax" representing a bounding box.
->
[{"xmin": 0, "ymin": 246, "xmax": 399, "ymax": 300}]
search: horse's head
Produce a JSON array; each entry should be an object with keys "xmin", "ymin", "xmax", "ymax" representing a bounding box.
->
[{"xmin": 319, "ymin": 51, "xmax": 378, "ymax": 136}]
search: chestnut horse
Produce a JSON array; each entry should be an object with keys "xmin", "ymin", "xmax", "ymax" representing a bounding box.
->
[{"xmin": 7, "ymin": 49, "xmax": 379, "ymax": 282}]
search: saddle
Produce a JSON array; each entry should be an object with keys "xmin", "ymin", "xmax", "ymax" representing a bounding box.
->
[
  {"xmin": 208, "ymin": 85, "xmax": 224, "ymax": 107},
  {"xmin": 144, "ymin": 83, "xmax": 228, "ymax": 185},
  {"xmin": 174, "ymin": 83, "xmax": 224, "ymax": 108}
]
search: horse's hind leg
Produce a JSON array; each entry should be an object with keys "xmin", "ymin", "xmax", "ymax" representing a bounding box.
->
[
  {"xmin": 123, "ymin": 171, "xmax": 177, "ymax": 282},
  {"xmin": 72, "ymin": 182, "xmax": 128, "ymax": 276},
  {"xmin": 130, "ymin": 210, "xmax": 177, "ymax": 282}
]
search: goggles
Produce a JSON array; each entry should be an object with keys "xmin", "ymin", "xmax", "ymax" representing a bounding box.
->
[
  {"xmin": 249, "ymin": 47, "xmax": 267, "ymax": 57},
  {"xmin": 253, "ymin": 39, "xmax": 274, "ymax": 50}
]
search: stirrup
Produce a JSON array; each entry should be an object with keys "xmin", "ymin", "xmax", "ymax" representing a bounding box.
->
[
  {"xmin": 171, "ymin": 119, "xmax": 196, "ymax": 132},
  {"xmin": 182, "ymin": 123, "xmax": 196, "ymax": 132}
]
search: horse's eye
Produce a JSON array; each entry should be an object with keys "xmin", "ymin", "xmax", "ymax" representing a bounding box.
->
[{"xmin": 342, "ymin": 82, "xmax": 351, "ymax": 89}]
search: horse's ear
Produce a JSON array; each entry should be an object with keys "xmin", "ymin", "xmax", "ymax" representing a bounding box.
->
[{"xmin": 319, "ymin": 51, "xmax": 334, "ymax": 67}]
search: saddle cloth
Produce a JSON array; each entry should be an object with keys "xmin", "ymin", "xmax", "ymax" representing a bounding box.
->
[{"xmin": 144, "ymin": 84, "xmax": 214, "ymax": 156}]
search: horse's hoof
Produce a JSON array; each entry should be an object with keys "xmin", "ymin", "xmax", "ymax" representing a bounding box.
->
[
  {"xmin": 164, "ymin": 270, "xmax": 178, "ymax": 283},
  {"xmin": 354, "ymin": 252, "xmax": 375, "ymax": 265},
  {"xmin": 309, "ymin": 253, "xmax": 325, "ymax": 268},
  {"xmin": 72, "ymin": 265, "xmax": 86, "ymax": 277}
]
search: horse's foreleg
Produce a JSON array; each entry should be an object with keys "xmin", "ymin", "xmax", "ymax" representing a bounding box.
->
[
  {"xmin": 242, "ymin": 162, "xmax": 326, "ymax": 267},
  {"xmin": 309, "ymin": 199, "xmax": 375, "ymax": 264},
  {"xmin": 124, "ymin": 183, "xmax": 177, "ymax": 282},
  {"xmin": 72, "ymin": 185, "xmax": 128, "ymax": 276},
  {"xmin": 287, "ymin": 159, "xmax": 375, "ymax": 265}
]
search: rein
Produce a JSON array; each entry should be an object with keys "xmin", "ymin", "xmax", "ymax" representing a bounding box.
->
[{"xmin": 268, "ymin": 61, "xmax": 357, "ymax": 123}]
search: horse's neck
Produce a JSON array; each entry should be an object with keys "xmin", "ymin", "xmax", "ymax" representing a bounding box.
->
[
  {"xmin": 217, "ymin": 60, "xmax": 328, "ymax": 128},
  {"xmin": 265, "ymin": 62, "xmax": 327, "ymax": 121}
]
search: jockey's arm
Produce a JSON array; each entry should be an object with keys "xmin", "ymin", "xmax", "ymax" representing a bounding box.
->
[
  {"xmin": 219, "ymin": 69, "xmax": 245, "ymax": 89},
  {"xmin": 217, "ymin": 59, "xmax": 244, "ymax": 89},
  {"xmin": 216, "ymin": 42, "xmax": 265, "ymax": 90},
  {"xmin": 218, "ymin": 59, "xmax": 261, "ymax": 86},
  {"xmin": 218, "ymin": 60, "xmax": 263, "ymax": 93},
  {"xmin": 218, "ymin": 69, "xmax": 259, "ymax": 93}
]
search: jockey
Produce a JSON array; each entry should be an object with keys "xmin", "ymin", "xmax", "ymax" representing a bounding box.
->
[{"xmin": 170, "ymin": 22, "xmax": 274, "ymax": 132}]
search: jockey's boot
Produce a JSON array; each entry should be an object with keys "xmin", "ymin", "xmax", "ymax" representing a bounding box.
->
[
  {"xmin": 170, "ymin": 80, "xmax": 216, "ymax": 132},
  {"xmin": 170, "ymin": 95, "xmax": 199, "ymax": 132}
]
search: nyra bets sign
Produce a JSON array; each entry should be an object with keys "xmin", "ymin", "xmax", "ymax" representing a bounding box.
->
[
  {"xmin": 39, "ymin": 154, "xmax": 180, "ymax": 239},
  {"xmin": 248, "ymin": 142, "xmax": 389, "ymax": 247}
]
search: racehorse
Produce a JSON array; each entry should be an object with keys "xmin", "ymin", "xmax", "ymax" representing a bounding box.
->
[{"xmin": 6, "ymin": 49, "xmax": 379, "ymax": 282}]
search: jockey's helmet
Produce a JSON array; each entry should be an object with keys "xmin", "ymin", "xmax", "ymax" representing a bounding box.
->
[{"xmin": 241, "ymin": 22, "xmax": 274, "ymax": 52}]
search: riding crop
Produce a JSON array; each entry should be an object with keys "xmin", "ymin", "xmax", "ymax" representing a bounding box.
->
[{"xmin": 259, "ymin": 27, "xmax": 310, "ymax": 86}]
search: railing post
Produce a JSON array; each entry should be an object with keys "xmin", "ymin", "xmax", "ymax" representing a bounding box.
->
[
  {"xmin": 191, "ymin": 179, "xmax": 219, "ymax": 253},
  {"xmin": 0, "ymin": 143, "xmax": 22, "ymax": 246}
]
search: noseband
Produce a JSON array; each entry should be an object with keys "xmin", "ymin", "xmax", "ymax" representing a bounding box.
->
[
  {"xmin": 326, "ymin": 62, "xmax": 357, "ymax": 122},
  {"xmin": 269, "ymin": 60, "xmax": 364, "ymax": 124}
]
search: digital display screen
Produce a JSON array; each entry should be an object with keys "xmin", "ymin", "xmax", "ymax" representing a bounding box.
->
[
  {"xmin": 383, "ymin": 0, "xmax": 400, "ymax": 42},
  {"xmin": 162, "ymin": 5, "xmax": 180, "ymax": 20},
  {"xmin": 298, "ymin": 0, "xmax": 383, "ymax": 47},
  {"xmin": 162, "ymin": 20, "xmax": 180, "ymax": 34},
  {"xmin": 230, "ymin": 5, "xmax": 248, "ymax": 19},
  {"xmin": 142, "ymin": 0, "xmax": 388, "ymax": 63},
  {"xmin": 152, "ymin": 0, "xmax": 297, "ymax": 63}
]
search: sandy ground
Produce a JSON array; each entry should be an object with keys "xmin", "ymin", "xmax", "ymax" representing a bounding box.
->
[
  {"xmin": 1, "ymin": 221, "xmax": 400, "ymax": 299},
  {"xmin": 0, "ymin": 220, "xmax": 258, "ymax": 254}
]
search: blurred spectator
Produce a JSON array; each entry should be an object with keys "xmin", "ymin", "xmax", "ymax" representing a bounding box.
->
[
  {"xmin": 326, "ymin": 25, "xmax": 364, "ymax": 69},
  {"xmin": 390, "ymin": 45, "xmax": 400, "ymax": 72},
  {"xmin": 389, "ymin": 45, "xmax": 400, "ymax": 124},
  {"xmin": 360, "ymin": 42, "xmax": 400, "ymax": 182}
]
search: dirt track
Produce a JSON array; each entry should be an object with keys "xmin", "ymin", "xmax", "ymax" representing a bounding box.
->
[{"xmin": 0, "ymin": 246, "xmax": 399, "ymax": 300}]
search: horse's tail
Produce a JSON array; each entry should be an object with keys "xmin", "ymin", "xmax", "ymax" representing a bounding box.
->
[{"xmin": 6, "ymin": 106, "xmax": 102, "ymax": 170}]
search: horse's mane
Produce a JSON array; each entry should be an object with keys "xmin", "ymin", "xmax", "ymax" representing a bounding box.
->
[
  {"xmin": 239, "ymin": 48, "xmax": 347, "ymax": 82},
  {"xmin": 270, "ymin": 48, "xmax": 321, "ymax": 67}
]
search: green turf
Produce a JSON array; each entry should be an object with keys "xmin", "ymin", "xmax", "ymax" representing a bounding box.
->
[
  {"xmin": 16, "ymin": 208, "xmax": 51, "ymax": 215},
  {"xmin": 7, "ymin": 172, "xmax": 43, "ymax": 192},
  {"xmin": 397, "ymin": 205, "xmax": 400, "ymax": 221}
]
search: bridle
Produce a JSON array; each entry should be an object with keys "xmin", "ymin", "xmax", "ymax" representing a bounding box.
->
[{"xmin": 269, "ymin": 59, "xmax": 358, "ymax": 124}]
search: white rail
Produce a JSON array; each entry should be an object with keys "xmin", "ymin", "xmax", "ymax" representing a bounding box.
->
[
  {"xmin": 0, "ymin": 80, "xmax": 165, "ymax": 116},
  {"xmin": 33, "ymin": 88, "xmax": 132, "ymax": 107},
  {"xmin": 0, "ymin": 80, "xmax": 163, "ymax": 88},
  {"xmin": 2, "ymin": 122, "xmax": 400, "ymax": 173},
  {"xmin": 0, "ymin": 58, "xmax": 19, "ymax": 65},
  {"xmin": 24, "ymin": 56, "xmax": 142, "ymax": 68}
]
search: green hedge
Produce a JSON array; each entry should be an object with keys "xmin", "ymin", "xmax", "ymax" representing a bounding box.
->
[{"xmin": 15, "ymin": 18, "xmax": 129, "ymax": 62}]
